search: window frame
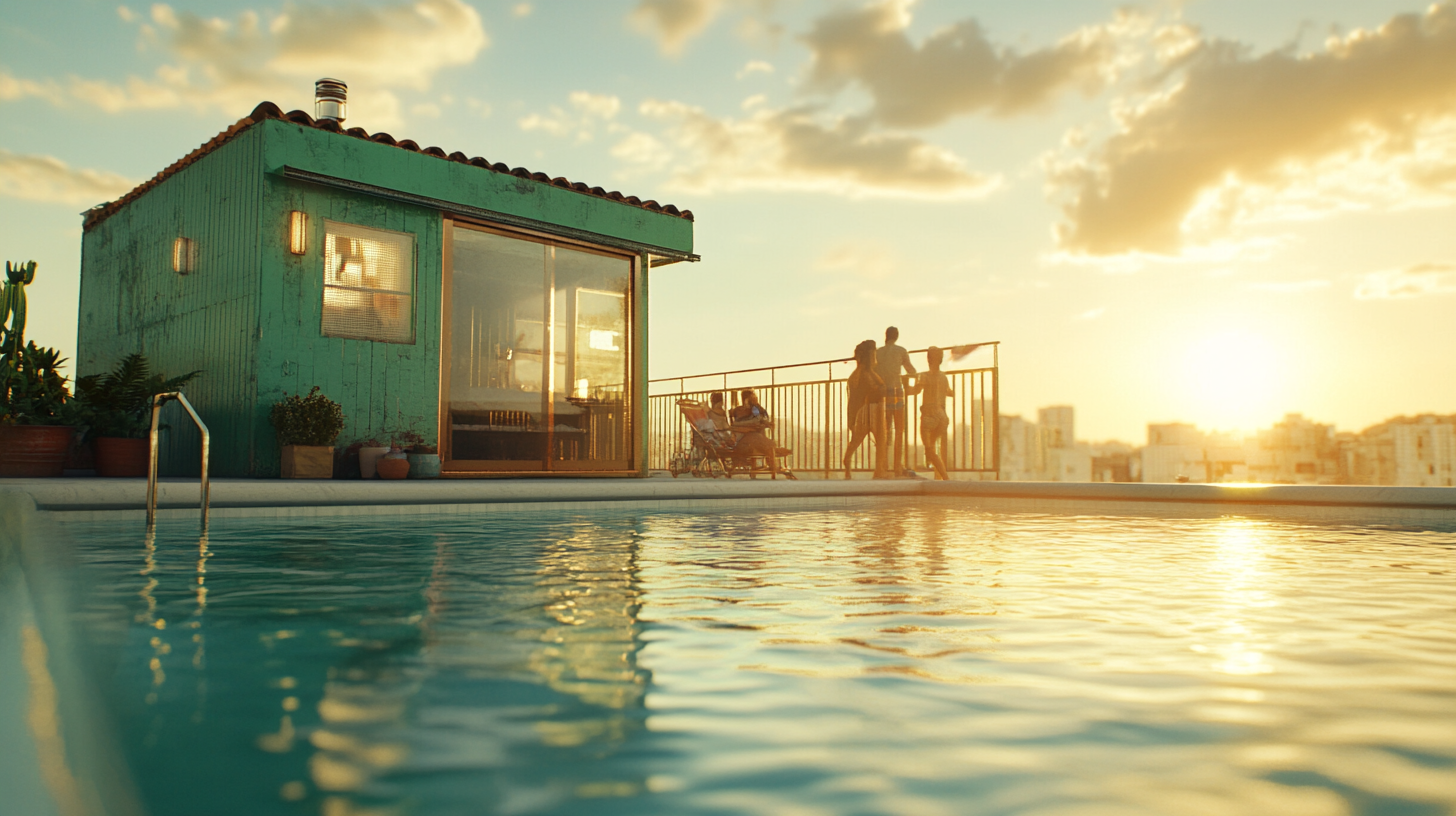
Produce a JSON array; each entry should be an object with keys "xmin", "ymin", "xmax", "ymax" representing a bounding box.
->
[{"xmin": 319, "ymin": 219, "xmax": 419, "ymax": 345}]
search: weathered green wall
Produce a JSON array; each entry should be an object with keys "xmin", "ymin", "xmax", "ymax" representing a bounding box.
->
[
  {"xmin": 254, "ymin": 160, "xmax": 442, "ymax": 476},
  {"xmin": 77, "ymin": 128, "xmax": 264, "ymax": 478},
  {"xmin": 258, "ymin": 119, "xmax": 693, "ymax": 256},
  {"xmin": 78, "ymin": 115, "xmax": 689, "ymax": 478}
]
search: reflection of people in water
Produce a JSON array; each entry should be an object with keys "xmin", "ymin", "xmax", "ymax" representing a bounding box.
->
[
  {"xmin": 842, "ymin": 340, "xmax": 888, "ymax": 480},
  {"xmin": 907, "ymin": 346, "xmax": 954, "ymax": 480},
  {"xmin": 729, "ymin": 389, "xmax": 778, "ymax": 472}
]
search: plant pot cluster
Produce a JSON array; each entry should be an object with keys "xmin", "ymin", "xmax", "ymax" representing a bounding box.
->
[
  {"xmin": 4, "ymin": 261, "xmax": 203, "ymax": 479},
  {"xmin": 271, "ymin": 389, "xmax": 439, "ymax": 480}
]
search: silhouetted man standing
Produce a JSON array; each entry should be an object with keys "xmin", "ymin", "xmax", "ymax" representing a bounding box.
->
[{"xmin": 877, "ymin": 326, "xmax": 916, "ymax": 477}]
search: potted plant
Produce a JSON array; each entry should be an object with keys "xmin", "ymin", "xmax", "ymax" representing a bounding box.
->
[
  {"xmin": 1, "ymin": 261, "xmax": 81, "ymax": 478},
  {"xmin": 407, "ymin": 442, "xmax": 441, "ymax": 479},
  {"xmin": 74, "ymin": 353, "xmax": 201, "ymax": 477},
  {"xmin": 376, "ymin": 445, "xmax": 410, "ymax": 480},
  {"xmin": 269, "ymin": 387, "xmax": 345, "ymax": 479},
  {"xmin": 355, "ymin": 437, "xmax": 390, "ymax": 479}
]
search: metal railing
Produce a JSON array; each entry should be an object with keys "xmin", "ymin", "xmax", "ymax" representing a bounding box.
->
[
  {"xmin": 648, "ymin": 343, "xmax": 999, "ymax": 477},
  {"xmin": 146, "ymin": 392, "xmax": 210, "ymax": 528}
]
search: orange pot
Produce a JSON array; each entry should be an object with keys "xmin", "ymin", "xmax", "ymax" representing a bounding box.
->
[
  {"xmin": 376, "ymin": 458, "xmax": 410, "ymax": 480},
  {"xmin": 0, "ymin": 425, "xmax": 76, "ymax": 478},
  {"xmin": 95, "ymin": 437, "xmax": 150, "ymax": 478}
]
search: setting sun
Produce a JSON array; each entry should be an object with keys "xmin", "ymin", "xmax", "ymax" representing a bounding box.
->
[{"xmin": 1179, "ymin": 330, "xmax": 1285, "ymax": 433}]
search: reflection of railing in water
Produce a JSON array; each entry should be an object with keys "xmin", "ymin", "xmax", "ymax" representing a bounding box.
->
[{"xmin": 648, "ymin": 343, "xmax": 1000, "ymax": 477}]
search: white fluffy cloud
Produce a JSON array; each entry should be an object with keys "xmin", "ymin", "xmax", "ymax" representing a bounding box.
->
[
  {"xmin": 1051, "ymin": 1, "xmax": 1456, "ymax": 257},
  {"xmin": 800, "ymin": 0, "xmax": 1134, "ymax": 128},
  {"xmin": 3, "ymin": 0, "xmax": 487, "ymax": 129},
  {"xmin": 0, "ymin": 149, "xmax": 136, "ymax": 207},
  {"xmin": 622, "ymin": 99, "xmax": 998, "ymax": 199},
  {"xmin": 630, "ymin": 0, "xmax": 723, "ymax": 55},
  {"xmin": 1355, "ymin": 264, "xmax": 1456, "ymax": 299},
  {"xmin": 520, "ymin": 92, "xmax": 623, "ymax": 143}
]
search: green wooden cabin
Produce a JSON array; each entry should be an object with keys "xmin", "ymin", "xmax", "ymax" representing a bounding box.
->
[{"xmin": 78, "ymin": 101, "xmax": 695, "ymax": 478}]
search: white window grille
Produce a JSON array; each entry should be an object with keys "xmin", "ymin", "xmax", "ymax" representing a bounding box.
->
[{"xmin": 321, "ymin": 220, "xmax": 416, "ymax": 344}]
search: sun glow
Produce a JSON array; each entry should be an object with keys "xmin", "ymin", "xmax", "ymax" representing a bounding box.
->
[{"xmin": 1178, "ymin": 330, "xmax": 1283, "ymax": 432}]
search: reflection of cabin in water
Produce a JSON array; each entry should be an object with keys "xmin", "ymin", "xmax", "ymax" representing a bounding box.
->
[{"xmin": 77, "ymin": 87, "xmax": 695, "ymax": 477}]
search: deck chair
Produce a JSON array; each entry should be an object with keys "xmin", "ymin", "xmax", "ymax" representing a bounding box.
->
[{"xmin": 675, "ymin": 399, "xmax": 795, "ymax": 480}]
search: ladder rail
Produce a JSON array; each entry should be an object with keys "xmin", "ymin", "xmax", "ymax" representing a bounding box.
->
[{"xmin": 146, "ymin": 391, "xmax": 210, "ymax": 528}]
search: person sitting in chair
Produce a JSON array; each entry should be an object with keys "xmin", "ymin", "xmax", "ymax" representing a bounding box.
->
[
  {"xmin": 707, "ymin": 392, "xmax": 731, "ymax": 431},
  {"xmin": 729, "ymin": 389, "xmax": 778, "ymax": 472}
]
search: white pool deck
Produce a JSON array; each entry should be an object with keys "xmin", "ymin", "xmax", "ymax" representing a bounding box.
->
[{"xmin": 3, "ymin": 476, "xmax": 1454, "ymax": 523}]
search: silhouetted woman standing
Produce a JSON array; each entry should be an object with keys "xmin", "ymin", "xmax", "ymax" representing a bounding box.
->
[{"xmin": 842, "ymin": 339, "xmax": 888, "ymax": 479}]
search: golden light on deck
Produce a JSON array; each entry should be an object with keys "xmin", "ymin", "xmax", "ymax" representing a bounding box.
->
[{"xmin": 288, "ymin": 211, "xmax": 308, "ymax": 255}]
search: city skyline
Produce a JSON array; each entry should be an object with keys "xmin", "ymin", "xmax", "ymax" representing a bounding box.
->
[{"xmin": 1, "ymin": 0, "xmax": 1453, "ymax": 441}]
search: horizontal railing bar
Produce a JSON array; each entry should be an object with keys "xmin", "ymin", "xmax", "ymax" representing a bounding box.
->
[{"xmin": 649, "ymin": 342, "xmax": 1000, "ymax": 384}]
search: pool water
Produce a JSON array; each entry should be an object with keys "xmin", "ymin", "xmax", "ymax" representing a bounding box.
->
[{"xmin": 47, "ymin": 502, "xmax": 1456, "ymax": 815}]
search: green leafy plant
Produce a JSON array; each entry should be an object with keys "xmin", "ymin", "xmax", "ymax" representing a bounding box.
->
[
  {"xmin": 270, "ymin": 387, "xmax": 346, "ymax": 447},
  {"xmin": 2, "ymin": 261, "xmax": 80, "ymax": 426},
  {"xmin": 1, "ymin": 341, "xmax": 79, "ymax": 426},
  {"xmin": 74, "ymin": 353, "xmax": 202, "ymax": 439}
]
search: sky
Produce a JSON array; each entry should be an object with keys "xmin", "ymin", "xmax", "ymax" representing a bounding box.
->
[{"xmin": 2, "ymin": 0, "xmax": 1453, "ymax": 443}]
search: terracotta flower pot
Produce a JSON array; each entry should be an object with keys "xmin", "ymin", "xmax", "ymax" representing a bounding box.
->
[
  {"xmin": 376, "ymin": 457, "xmax": 410, "ymax": 480},
  {"xmin": 94, "ymin": 437, "xmax": 150, "ymax": 477},
  {"xmin": 0, "ymin": 425, "xmax": 77, "ymax": 478},
  {"xmin": 281, "ymin": 445, "xmax": 335, "ymax": 479}
]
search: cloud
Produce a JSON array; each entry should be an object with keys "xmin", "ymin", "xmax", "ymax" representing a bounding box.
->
[
  {"xmin": 1051, "ymin": 1, "xmax": 1456, "ymax": 257},
  {"xmin": 815, "ymin": 241, "xmax": 897, "ymax": 279},
  {"xmin": 800, "ymin": 0, "xmax": 1133, "ymax": 128},
  {"xmin": 630, "ymin": 0, "xmax": 723, "ymax": 56},
  {"xmin": 1355, "ymin": 263, "xmax": 1456, "ymax": 299},
  {"xmin": 622, "ymin": 99, "xmax": 999, "ymax": 199},
  {"xmin": 1077, "ymin": 307, "xmax": 1105, "ymax": 320},
  {"xmin": 520, "ymin": 92, "xmax": 623, "ymax": 143},
  {"xmin": 0, "ymin": 149, "xmax": 136, "ymax": 207},
  {"xmin": 1245, "ymin": 279, "xmax": 1330, "ymax": 293},
  {"xmin": 737, "ymin": 60, "xmax": 774, "ymax": 79},
  {"xmin": 1, "ymin": 0, "xmax": 487, "ymax": 129}
]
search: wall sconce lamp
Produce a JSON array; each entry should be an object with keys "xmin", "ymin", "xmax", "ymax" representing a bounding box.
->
[
  {"xmin": 172, "ymin": 237, "xmax": 195, "ymax": 275},
  {"xmin": 289, "ymin": 211, "xmax": 308, "ymax": 255}
]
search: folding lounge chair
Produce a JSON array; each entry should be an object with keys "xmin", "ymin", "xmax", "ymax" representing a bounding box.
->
[{"xmin": 674, "ymin": 399, "xmax": 795, "ymax": 479}]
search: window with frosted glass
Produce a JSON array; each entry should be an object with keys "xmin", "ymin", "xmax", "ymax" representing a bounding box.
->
[{"xmin": 321, "ymin": 221, "xmax": 416, "ymax": 344}]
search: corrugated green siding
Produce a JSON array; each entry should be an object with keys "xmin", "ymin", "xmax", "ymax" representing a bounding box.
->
[
  {"xmin": 253, "ymin": 169, "xmax": 442, "ymax": 476},
  {"xmin": 77, "ymin": 128, "xmax": 264, "ymax": 478},
  {"xmin": 259, "ymin": 119, "xmax": 693, "ymax": 256}
]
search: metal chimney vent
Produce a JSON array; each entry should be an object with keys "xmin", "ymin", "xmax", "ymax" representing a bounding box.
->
[{"xmin": 315, "ymin": 78, "xmax": 347, "ymax": 123}]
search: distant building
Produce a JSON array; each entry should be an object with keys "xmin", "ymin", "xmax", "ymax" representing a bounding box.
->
[
  {"xmin": 1038, "ymin": 406, "xmax": 1075, "ymax": 449},
  {"xmin": 1346, "ymin": 415, "xmax": 1455, "ymax": 487},
  {"xmin": 999, "ymin": 414, "xmax": 1043, "ymax": 481},
  {"xmin": 1248, "ymin": 414, "xmax": 1339, "ymax": 484},
  {"xmin": 1142, "ymin": 423, "xmax": 1208, "ymax": 482},
  {"xmin": 1393, "ymin": 418, "xmax": 1456, "ymax": 486}
]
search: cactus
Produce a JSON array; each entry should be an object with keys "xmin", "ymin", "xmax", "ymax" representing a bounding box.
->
[{"xmin": 1, "ymin": 260, "xmax": 37, "ymax": 360}]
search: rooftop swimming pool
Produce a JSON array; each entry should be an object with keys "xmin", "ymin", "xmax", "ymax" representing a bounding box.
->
[{"xmin": 8, "ymin": 499, "xmax": 1456, "ymax": 815}]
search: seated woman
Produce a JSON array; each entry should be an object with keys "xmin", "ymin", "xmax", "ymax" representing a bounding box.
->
[
  {"xmin": 728, "ymin": 388, "xmax": 779, "ymax": 472},
  {"xmin": 707, "ymin": 392, "xmax": 731, "ymax": 431}
]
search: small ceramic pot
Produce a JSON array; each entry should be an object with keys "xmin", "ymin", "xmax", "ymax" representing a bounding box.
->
[
  {"xmin": 406, "ymin": 453, "xmax": 441, "ymax": 479},
  {"xmin": 376, "ymin": 457, "xmax": 410, "ymax": 480},
  {"xmin": 358, "ymin": 446, "xmax": 390, "ymax": 479}
]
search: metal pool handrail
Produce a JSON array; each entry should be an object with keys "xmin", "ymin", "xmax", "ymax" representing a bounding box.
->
[{"xmin": 146, "ymin": 391, "xmax": 210, "ymax": 528}]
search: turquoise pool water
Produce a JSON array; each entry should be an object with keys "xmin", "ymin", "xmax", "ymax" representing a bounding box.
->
[{"xmin": 32, "ymin": 503, "xmax": 1456, "ymax": 814}]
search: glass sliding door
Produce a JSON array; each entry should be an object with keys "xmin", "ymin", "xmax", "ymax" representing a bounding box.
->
[{"xmin": 443, "ymin": 222, "xmax": 634, "ymax": 472}]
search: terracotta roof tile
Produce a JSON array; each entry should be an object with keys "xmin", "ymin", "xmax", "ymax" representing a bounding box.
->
[{"xmin": 84, "ymin": 101, "xmax": 693, "ymax": 230}]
